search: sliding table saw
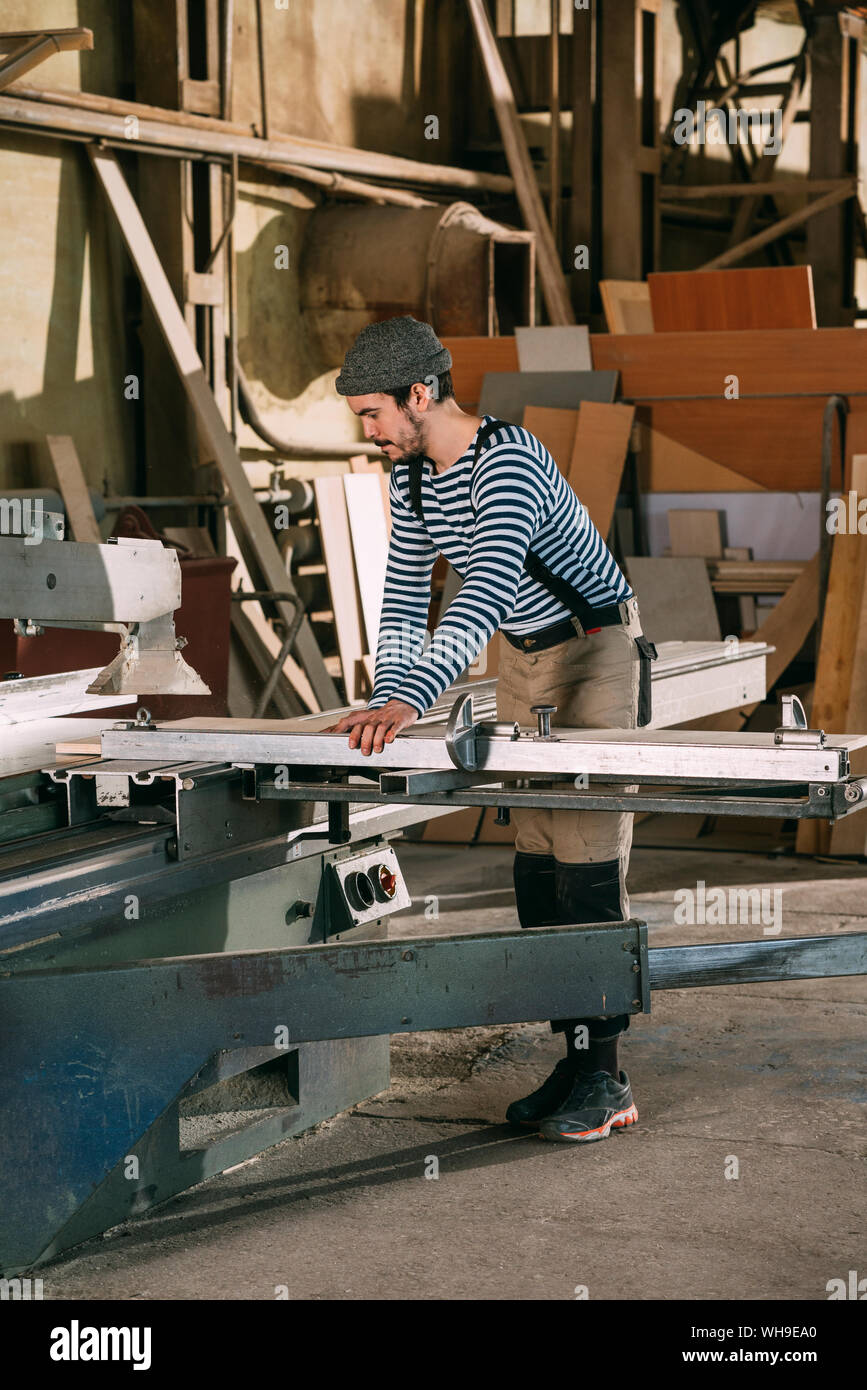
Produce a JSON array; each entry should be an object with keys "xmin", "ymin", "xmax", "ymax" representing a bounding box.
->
[{"xmin": 1, "ymin": 659, "xmax": 866, "ymax": 1275}]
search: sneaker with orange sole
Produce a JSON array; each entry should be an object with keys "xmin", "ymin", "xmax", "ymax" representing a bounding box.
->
[{"xmin": 538, "ymin": 1069, "xmax": 638, "ymax": 1143}]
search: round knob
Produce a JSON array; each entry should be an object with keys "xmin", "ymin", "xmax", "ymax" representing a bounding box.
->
[{"xmin": 531, "ymin": 704, "xmax": 557, "ymax": 739}]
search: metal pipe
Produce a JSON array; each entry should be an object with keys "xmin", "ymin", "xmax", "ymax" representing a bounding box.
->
[{"xmin": 236, "ymin": 360, "xmax": 381, "ymax": 459}]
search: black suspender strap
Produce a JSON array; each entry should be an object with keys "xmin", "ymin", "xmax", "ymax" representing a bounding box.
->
[{"xmin": 407, "ymin": 418, "xmax": 623, "ymax": 630}]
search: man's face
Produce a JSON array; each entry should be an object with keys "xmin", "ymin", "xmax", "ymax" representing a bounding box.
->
[{"xmin": 347, "ymin": 390, "xmax": 427, "ymax": 464}]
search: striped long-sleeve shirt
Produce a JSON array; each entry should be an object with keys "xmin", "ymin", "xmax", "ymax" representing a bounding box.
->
[{"xmin": 368, "ymin": 415, "xmax": 632, "ymax": 715}]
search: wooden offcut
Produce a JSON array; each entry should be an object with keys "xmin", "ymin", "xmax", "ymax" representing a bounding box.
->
[
  {"xmin": 648, "ymin": 267, "xmax": 817, "ymax": 332},
  {"xmin": 46, "ymin": 435, "xmax": 100, "ymax": 544},
  {"xmin": 516, "ymin": 326, "xmax": 591, "ymax": 372},
  {"xmin": 349, "ymin": 453, "xmax": 391, "ymax": 537},
  {"xmin": 522, "ymin": 406, "xmax": 579, "ymax": 470},
  {"xmin": 668, "ymin": 510, "xmax": 724, "ymax": 559},
  {"xmin": 568, "ymin": 402, "xmax": 635, "ymax": 536},
  {"xmin": 599, "ymin": 280, "xmax": 654, "ymax": 334},
  {"xmin": 343, "ymin": 473, "xmax": 389, "ymax": 656}
]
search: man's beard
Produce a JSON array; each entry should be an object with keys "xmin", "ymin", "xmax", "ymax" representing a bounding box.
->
[{"xmin": 374, "ymin": 415, "xmax": 426, "ymax": 465}]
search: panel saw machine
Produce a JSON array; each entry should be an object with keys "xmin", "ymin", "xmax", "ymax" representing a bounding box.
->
[{"xmin": 1, "ymin": 522, "xmax": 866, "ymax": 1274}]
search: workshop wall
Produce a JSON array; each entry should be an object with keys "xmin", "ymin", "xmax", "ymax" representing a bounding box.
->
[{"xmin": 0, "ymin": 1, "xmax": 132, "ymax": 499}]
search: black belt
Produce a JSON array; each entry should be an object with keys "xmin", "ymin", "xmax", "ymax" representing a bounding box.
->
[{"xmin": 502, "ymin": 605, "xmax": 624, "ymax": 653}]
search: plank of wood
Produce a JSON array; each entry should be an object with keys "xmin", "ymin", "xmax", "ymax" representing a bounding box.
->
[
  {"xmin": 479, "ymin": 370, "xmax": 618, "ymax": 419},
  {"xmin": 87, "ymin": 146, "xmax": 338, "ymax": 713},
  {"xmin": 635, "ymin": 423, "xmax": 766, "ymax": 492},
  {"xmin": 466, "ymin": 0, "xmax": 574, "ymax": 325},
  {"xmin": 568, "ymin": 402, "xmax": 635, "ymax": 537},
  {"xmin": 343, "ymin": 474, "xmax": 389, "ymax": 657},
  {"xmin": 229, "ymin": 602, "xmax": 304, "ymax": 718},
  {"xmin": 314, "ymin": 477, "xmax": 367, "ymax": 705},
  {"xmin": 441, "ymin": 335, "xmax": 519, "ymax": 408},
  {"xmin": 624, "ymin": 558, "xmax": 721, "ymax": 643},
  {"xmin": 700, "ymin": 183, "xmax": 855, "ymax": 272},
  {"xmin": 45, "ymin": 435, "xmax": 101, "ymax": 543},
  {"xmin": 668, "ymin": 510, "xmax": 724, "ymax": 558},
  {"xmin": 648, "ymin": 267, "xmax": 817, "ymax": 332},
  {"xmin": 515, "ymin": 325, "xmax": 591, "ymax": 371},
  {"xmin": 724, "ymin": 545, "xmax": 757, "ymax": 632},
  {"xmin": 599, "ymin": 280, "xmax": 654, "ymax": 334},
  {"xmin": 349, "ymin": 453, "xmax": 391, "ymax": 538},
  {"xmin": 590, "ymin": 327, "xmax": 867, "ymax": 398},
  {"xmin": 798, "ymin": 453, "xmax": 867, "ymax": 855},
  {"xmin": 522, "ymin": 406, "xmax": 579, "ymax": 470}
]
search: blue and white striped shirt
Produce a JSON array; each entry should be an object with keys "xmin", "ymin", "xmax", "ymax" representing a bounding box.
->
[{"xmin": 368, "ymin": 415, "xmax": 632, "ymax": 715}]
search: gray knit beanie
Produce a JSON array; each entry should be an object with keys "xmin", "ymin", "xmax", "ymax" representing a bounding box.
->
[{"xmin": 336, "ymin": 316, "xmax": 452, "ymax": 395}]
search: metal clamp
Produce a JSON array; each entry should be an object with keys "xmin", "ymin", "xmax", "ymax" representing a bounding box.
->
[
  {"xmin": 445, "ymin": 691, "xmax": 478, "ymax": 771},
  {"xmin": 774, "ymin": 694, "xmax": 826, "ymax": 749}
]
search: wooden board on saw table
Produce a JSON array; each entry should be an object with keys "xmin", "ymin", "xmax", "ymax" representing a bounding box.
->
[{"xmin": 647, "ymin": 267, "xmax": 816, "ymax": 332}]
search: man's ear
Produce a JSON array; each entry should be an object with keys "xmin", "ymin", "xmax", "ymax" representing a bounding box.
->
[{"xmin": 410, "ymin": 380, "xmax": 434, "ymax": 412}]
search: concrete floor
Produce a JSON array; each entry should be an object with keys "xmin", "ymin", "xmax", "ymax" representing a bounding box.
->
[{"xmin": 40, "ymin": 839, "xmax": 865, "ymax": 1301}]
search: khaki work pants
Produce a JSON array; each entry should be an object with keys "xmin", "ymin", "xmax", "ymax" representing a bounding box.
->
[{"xmin": 496, "ymin": 597, "xmax": 644, "ymax": 913}]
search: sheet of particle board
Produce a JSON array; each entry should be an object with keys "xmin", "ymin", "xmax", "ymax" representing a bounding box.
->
[
  {"xmin": 314, "ymin": 477, "xmax": 367, "ymax": 704},
  {"xmin": 647, "ymin": 267, "xmax": 817, "ymax": 332},
  {"xmin": 590, "ymin": 327, "xmax": 863, "ymax": 398},
  {"xmin": 46, "ymin": 435, "xmax": 101, "ymax": 543},
  {"xmin": 515, "ymin": 325, "xmax": 592, "ymax": 372},
  {"xmin": 668, "ymin": 509, "xmax": 724, "ymax": 558},
  {"xmin": 568, "ymin": 401, "xmax": 635, "ymax": 537},
  {"xmin": 635, "ymin": 423, "xmax": 766, "ymax": 493},
  {"xmin": 599, "ymin": 280, "xmax": 654, "ymax": 334},
  {"xmin": 479, "ymin": 370, "xmax": 619, "ymax": 421},
  {"xmin": 624, "ymin": 558, "xmax": 721, "ymax": 643},
  {"xmin": 343, "ymin": 473, "xmax": 389, "ymax": 655},
  {"xmin": 440, "ymin": 335, "xmax": 519, "ymax": 408},
  {"xmin": 522, "ymin": 406, "xmax": 579, "ymax": 471}
]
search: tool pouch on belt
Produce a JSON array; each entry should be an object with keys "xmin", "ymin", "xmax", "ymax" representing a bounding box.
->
[{"xmin": 635, "ymin": 635, "xmax": 658, "ymax": 728}]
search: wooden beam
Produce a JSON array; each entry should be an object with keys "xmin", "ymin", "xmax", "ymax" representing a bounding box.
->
[
  {"xmin": 660, "ymin": 177, "xmax": 855, "ymax": 201},
  {"xmin": 45, "ymin": 435, "xmax": 101, "ymax": 544},
  {"xmin": 699, "ymin": 184, "xmax": 855, "ymax": 272},
  {"xmin": 466, "ymin": 0, "xmax": 574, "ymax": 325},
  {"xmin": 314, "ymin": 478, "xmax": 367, "ymax": 705},
  {"xmin": 0, "ymin": 90, "xmax": 513, "ymax": 194},
  {"xmin": 87, "ymin": 146, "xmax": 338, "ymax": 712}
]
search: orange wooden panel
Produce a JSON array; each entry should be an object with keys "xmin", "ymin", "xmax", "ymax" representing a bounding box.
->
[
  {"xmin": 522, "ymin": 406, "xmax": 579, "ymax": 469},
  {"xmin": 589, "ymin": 327, "xmax": 867, "ymax": 398},
  {"xmin": 635, "ymin": 423, "xmax": 766, "ymax": 492},
  {"xmin": 638, "ymin": 399, "xmax": 867, "ymax": 491},
  {"xmin": 441, "ymin": 335, "xmax": 518, "ymax": 408},
  {"xmin": 568, "ymin": 401, "xmax": 635, "ymax": 534},
  {"xmin": 647, "ymin": 267, "xmax": 816, "ymax": 332}
]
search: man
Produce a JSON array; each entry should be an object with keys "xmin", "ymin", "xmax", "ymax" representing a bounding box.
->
[{"xmin": 328, "ymin": 316, "xmax": 654, "ymax": 1144}]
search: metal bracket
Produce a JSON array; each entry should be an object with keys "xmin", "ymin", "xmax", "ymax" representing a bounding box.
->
[{"xmin": 774, "ymin": 693, "xmax": 826, "ymax": 749}]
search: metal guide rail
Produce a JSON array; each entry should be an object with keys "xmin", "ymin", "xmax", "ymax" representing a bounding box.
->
[{"xmin": 80, "ymin": 691, "xmax": 867, "ymax": 831}]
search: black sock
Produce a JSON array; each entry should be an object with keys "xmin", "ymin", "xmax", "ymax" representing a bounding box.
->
[{"xmin": 565, "ymin": 1030, "xmax": 620, "ymax": 1078}]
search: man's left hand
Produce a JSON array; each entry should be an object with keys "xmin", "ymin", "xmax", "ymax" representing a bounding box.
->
[{"xmin": 322, "ymin": 699, "xmax": 420, "ymax": 755}]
